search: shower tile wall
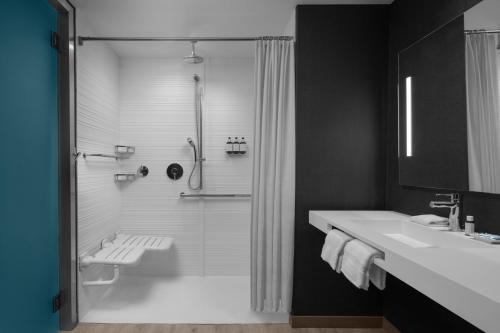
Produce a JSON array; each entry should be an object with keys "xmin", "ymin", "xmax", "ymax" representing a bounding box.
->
[
  {"xmin": 76, "ymin": 16, "xmax": 121, "ymax": 317},
  {"xmin": 118, "ymin": 58, "xmax": 254, "ymax": 276}
]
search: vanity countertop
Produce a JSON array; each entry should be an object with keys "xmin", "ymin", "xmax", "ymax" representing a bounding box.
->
[{"xmin": 310, "ymin": 210, "xmax": 500, "ymax": 333}]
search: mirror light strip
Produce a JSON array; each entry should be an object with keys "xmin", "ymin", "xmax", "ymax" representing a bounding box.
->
[{"xmin": 406, "ymin": 76, "xmax": 413, "ymax": 157}]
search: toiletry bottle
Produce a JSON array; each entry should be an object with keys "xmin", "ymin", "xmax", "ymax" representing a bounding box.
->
[
  {"xmin": 225, "ymin": 137, "xmax": 233, "ymax": 154},
  {"xmin": 233, "ymin": 137, "xmax": 240, "ymax": 154},
  {"xmin": 239, "ymin": 137, "xmax": 247, "ymax": 154},
  {"xmin": 465, "ymin": 215, "xmax": 475, "ymax": 236}
]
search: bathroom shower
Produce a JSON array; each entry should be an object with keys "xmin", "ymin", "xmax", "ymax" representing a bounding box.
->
[
  {"xmin": 75, "ymin": 29, "xmax": 260, "ymax": 324},
  {"xmin": 187, "ymin": 73, "xmax": 204, "ymax": 190}
]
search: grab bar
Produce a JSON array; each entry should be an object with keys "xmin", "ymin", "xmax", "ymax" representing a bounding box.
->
[
  {"xmin": 83, "ymin": 153, "xmax": 118, "ymax": 160},
  {"xmin": 179, "ymin": 192, "xmax": 251, "ymax": 198}
]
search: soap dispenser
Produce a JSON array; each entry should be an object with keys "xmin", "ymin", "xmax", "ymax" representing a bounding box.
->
[
  {"xmin": 233, "ymin": 137, "xmax": 240, "ymax": 153},
  {"xmin": 239, "ymin": 137, "xmax": 248, "ymax": 154},
  {"xmin": 225, "ymin": 137, "xmax": 233, "ymax": 154}
]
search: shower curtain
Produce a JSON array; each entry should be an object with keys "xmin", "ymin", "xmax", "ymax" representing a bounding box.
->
[
  {"xmin": 251, "ymin": 39, "xmax": 295, "ymax": 313},
  {"xmin": 466, "ymin": 34, "xmax": 500, "ymax": 193}
]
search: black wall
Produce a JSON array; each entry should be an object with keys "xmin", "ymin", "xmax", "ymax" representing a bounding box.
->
[
  {"xmin": 384, "ymin": 0, "xmax": 485, "ymax": 332},
  {"xmin": 293, "ymin": 1, "xmax": 496, "ymax": 330},
  {"xmin": 293, "ymin": 5, "xmax": 388, "ymax": 316}
]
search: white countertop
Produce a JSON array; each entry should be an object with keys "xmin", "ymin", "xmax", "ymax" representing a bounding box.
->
[{"xmin": 309, "ymin": 210, "xmax": 500, "ymax": 333}]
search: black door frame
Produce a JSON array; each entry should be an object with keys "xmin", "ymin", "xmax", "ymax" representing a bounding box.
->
[{"xmin": 49, "ymin": 0, "xmax": 78, "ymax": 330}]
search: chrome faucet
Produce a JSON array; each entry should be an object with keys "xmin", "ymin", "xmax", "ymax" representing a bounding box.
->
[{"xmin": 429, "ymin": 193, "xmax": 460, "ymax": 231}]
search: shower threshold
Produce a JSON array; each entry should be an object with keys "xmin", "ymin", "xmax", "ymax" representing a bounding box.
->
[{"xmin": 81, "ymin": 275, "xmax": 289, "ymax": 324}]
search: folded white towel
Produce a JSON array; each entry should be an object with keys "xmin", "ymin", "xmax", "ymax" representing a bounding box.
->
[
  {"xmin": 341, "ymin": 239, "xmax": 384, "ymax": 290},
  {"xmin": 410, "ymin": 214, "xmax": 449, "ymax": 226},
  {"xmin": 321, "ymin": 229, "xmax": 353, "ymax": 272},
  {"xmin": 369, "ymin": 264, "xmax": 386, "ymax": 290}
]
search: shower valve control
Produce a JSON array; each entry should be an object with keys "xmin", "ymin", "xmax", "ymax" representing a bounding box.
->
[
  {"xmin": 138, "ymin": 165, "xmax": 149, "ymax": 177},
  {"xmin": 167, "ymin": 163, "xmax": 184, "ymax": 180}
]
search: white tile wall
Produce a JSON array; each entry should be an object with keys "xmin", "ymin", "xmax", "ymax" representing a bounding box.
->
[
  {"xmin": 118, "ymin": 58, "xmax": 254, "ymax": 276},
  {"xmin": 76, "ymin": 16, "xmax": 121, "ymax": 318}
]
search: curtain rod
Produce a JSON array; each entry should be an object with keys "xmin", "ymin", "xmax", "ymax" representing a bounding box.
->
[
  {"xmin": 78, "ymin": 36, "xmax": 294, "ymax": 45},
  {"xmin": 464, "ymin": 29, "xmax": 500, "ymax": 35}
]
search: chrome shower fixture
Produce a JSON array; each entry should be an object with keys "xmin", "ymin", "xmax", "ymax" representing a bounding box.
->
[{"xmin": 184, "ymin": 41, "xmax": 204, "ymax": 64}]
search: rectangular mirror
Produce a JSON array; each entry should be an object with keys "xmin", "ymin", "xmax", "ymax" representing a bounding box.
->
[
  {"xmin": 398, "ymin": 0, "xmax": 500, "ymax": 194},
  {"xmin": 398, "ymin": 16, "xmax": 469, "ymax": 191}
]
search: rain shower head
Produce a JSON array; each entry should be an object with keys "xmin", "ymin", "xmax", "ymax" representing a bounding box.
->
[{"xmin": 184, "ymin": 41, "xmax": 204, "ymax": 64}]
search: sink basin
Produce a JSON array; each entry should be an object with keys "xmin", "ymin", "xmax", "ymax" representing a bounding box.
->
[
  {"xmin": 383, "ymin": 233, "xmax": 433, "ymax": 248},
  {"xmin": 348, "ymin": 218, "xmax": 489, "ymax": 249}
]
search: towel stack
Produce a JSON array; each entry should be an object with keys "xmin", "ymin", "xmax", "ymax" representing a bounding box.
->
[
  {"xmin": 321, "ymin": 229, "xmax": 385, "ymax": 290},
  {"xmin": 321, "ymin": 229, "xmax": 353, "ymax": 272},
  {"xmin": 341, "ymin": 240, "xmax": 385, "ymax": 290}
]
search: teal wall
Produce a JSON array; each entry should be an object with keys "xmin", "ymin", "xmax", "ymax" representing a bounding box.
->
[{"xmin": 0, "ymin": 0, "xmax": 59, "ymax": 332}]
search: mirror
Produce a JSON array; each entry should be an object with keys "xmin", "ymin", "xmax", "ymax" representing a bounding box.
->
[
  {"xmin": 398, "ymin": 0, "xmax": 500, "ymax": 194},
  {"xmin": 398, "ymin": 16, "xmax": 469, "ymax": 191}
]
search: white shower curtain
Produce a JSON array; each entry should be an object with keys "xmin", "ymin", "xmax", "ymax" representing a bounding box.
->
[
  {"xmin": 466, "ymin": 34, "xmax": 500, "ymax": 193},
  {"xmin": 251, "ymin": 39, "xmax": 295, "ymax": 313}
]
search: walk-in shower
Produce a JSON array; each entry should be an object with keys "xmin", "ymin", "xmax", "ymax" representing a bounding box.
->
[{"xmin": 76, "ymin": 33, "xmax": 290, "ymax": 324}]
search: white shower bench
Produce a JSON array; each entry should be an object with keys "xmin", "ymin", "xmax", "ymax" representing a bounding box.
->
[{"xmin": 80, "ymin": 233, "xmax": 173, "ymax": 286}]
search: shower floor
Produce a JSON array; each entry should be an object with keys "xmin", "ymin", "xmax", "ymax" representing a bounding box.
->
[{"xmin": 81, "ymin": 275, "xmax": 289, "ymax": 324}]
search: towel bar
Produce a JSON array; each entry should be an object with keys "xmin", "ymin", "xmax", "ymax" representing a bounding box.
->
[{"xmin": 310, "ymin": 219, "xmax": 388, "ymax": 269}]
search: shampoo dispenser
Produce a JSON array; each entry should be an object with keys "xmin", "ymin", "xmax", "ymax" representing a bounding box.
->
[
  {"xmin": 225, "ymin": 137, "xmax": 233, "ymax": 154},
  {"xmin": 239, "ymin": 137, "xmax": 248, "ymax": 154}
]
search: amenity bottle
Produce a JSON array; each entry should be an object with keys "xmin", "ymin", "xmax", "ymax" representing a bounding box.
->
[
  {"xmin": 239, "ymin": 137, "xmax": 247, "ymax": 154},
  {"xmin": 233, "ymin": 137, "xmax": 240, "ymax": 153},
  {"xmin": 226, "ymin": 137, "xmax": 233, "ymax": 154}
]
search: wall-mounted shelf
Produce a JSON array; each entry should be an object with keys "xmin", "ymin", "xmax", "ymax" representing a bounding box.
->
[
  {"xmin": 114, "ymin": 165, "xmax": 149, "ymax": 182},
  {"xmin": 226, "ymin": 150, "xmax": 247, "ymax": 155},
  {"xmin": 115, "ymin": 145, "xmax": 135, "ymax": 156},
  {"xmin": 114, "ymin": 173, "xmax": 137, "ymax": 182}
]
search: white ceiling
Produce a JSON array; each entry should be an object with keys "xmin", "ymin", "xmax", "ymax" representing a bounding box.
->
[
  {"xmin": 464, "ymin": 0, "xmax": 500, "ymax": 30},
  {"xmin": 75, "ymin": 0, "xmax": 393, "ymax": 58}
]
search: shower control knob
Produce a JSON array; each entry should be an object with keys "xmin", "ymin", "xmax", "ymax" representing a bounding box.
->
[
  {"xmin": 138, "ymin": 165, "xmax": 149, "ymax": 177},
  {"xmin": 167, "ymin": 163, "xmax": 183, "ymax": 180}
]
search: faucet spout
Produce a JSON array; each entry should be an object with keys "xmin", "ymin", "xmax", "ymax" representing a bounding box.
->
[{"xmin": 429, "ymin": 193, "xmax": 461, "ymax": 232}]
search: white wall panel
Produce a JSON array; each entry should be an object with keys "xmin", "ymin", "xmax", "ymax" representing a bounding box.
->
[
  {"xmin": 118, "ymin": 57, "xmax": 254, "ymax": 276},
  {"xmin": 76, "ymin": 16, "xmax": 121, "ymax": 318}
]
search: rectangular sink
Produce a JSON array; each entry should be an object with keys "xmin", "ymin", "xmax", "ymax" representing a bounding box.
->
[
  {"xmin": 348, "ymin": 218, "xmax": 490, "ymax": 249},
  {"xmin": 384, "ymin": 233, "xmax": 434, "ymax": 248}
]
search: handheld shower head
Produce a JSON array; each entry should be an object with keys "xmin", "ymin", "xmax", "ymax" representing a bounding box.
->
[{"xmin": 187, "ymin": 137, "xmax": 195, "ymax": 147}]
